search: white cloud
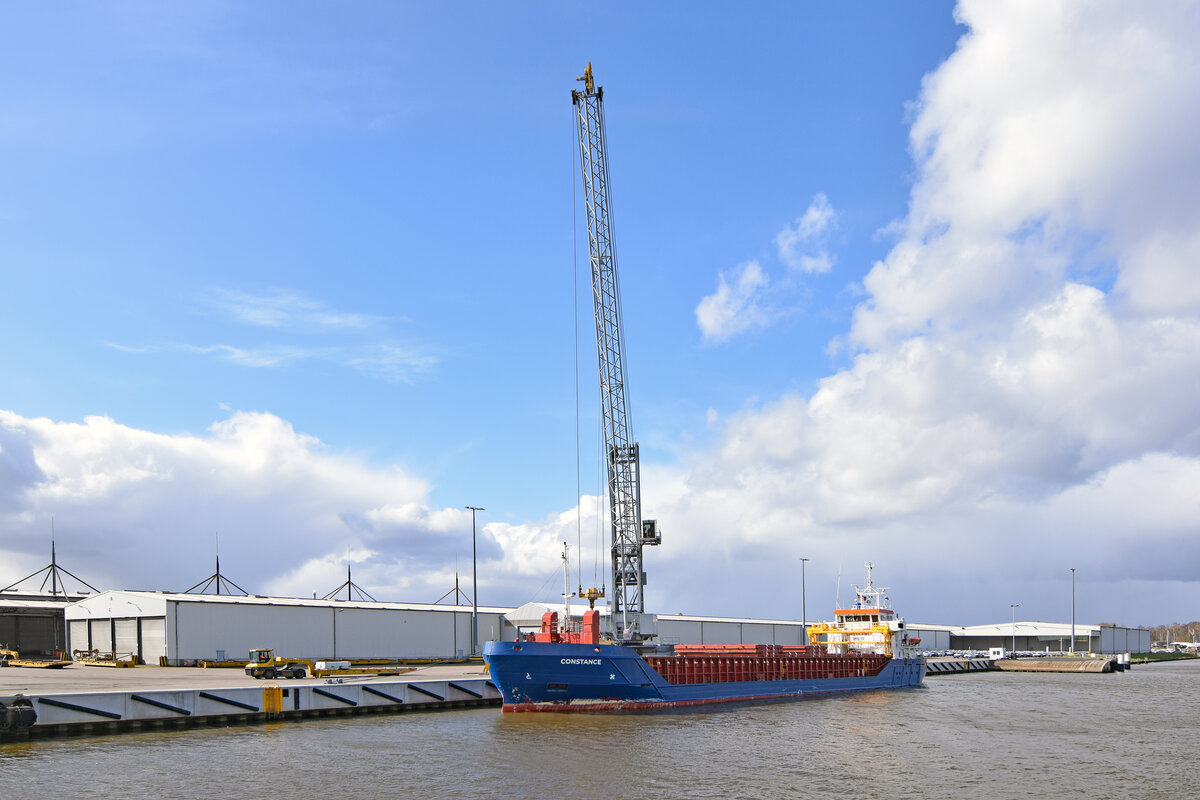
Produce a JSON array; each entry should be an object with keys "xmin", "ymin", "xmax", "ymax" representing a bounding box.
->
[
  {"xmin": 184, "ymin": 289, "xmax": 435, "ymax": 381},
  {"xmin": 209, "ymin": 289, "xmax": 380, "ymax": 330},
  {"xmin": 816, "ymin": 0, "xmax": 1200, "ymax": 519},
  {"xmin": 343, "ymin": 344, "xmax": 439, "ymax": 383},
  {"xmin": 107, "ymin": 340, "xmax": 437, "ymax": 383},
  {"xmin": 695, "ymin": 261, "xmax": 771, "ymax": 343},
  {"xmin": 97, "ymin": 289, "xmax": 439, "ymax": 383},
  {"xmin": 662, "ymin": 0, "xmax": 1200, "ymax": 623},
  {"xmin": 775, "ymin": 193, "xmax": 837, "ymax": 273},
  {"xmin": 0, "ymin": 410, "xmax": 511, "ymax": 601},
  {"xmin": 6, "ymin": 2, "xmax": 1199, "ymax": 627},
  {"xmin": 696, "ymin": 195, "xmax": 839, "ymax": 343},
  {"xmin": 857, "ymin": 0, "xmax": 1200, "ymax": 347},
  {"xmin": 0, "ymin": 407, "xmax": 605, "ymax": 608},
  {"xmin": 181, "ymin": 343, "xmax": 316, "ymax": 368}
]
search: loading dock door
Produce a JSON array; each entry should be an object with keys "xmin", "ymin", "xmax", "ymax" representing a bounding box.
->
[
  {"xmin": 90, "ymin": 618, "xmax": 113, "ymax": 653},
  {"xmin": 0, "ymin": 613, "xmax": 58, "ymax": 654},
  {"xmin": 115, "ymin": 618, "xmax": 138, "ymax": 659},
  {"xmin": 68, "ymin": 619, "xmax": 89, "ymax": 653},
  {"xmin": 140, "ymin": 617, "xmax": 166, "ymax": 664}
]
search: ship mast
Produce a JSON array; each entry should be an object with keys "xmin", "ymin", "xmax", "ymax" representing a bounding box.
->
[
  {"xmin": 852, "ymin": 562, "xmax": 890, "ymax": 610},
  {"xmin": 572, "ymin": 63, "xmax": 660, "ymax": 644}
]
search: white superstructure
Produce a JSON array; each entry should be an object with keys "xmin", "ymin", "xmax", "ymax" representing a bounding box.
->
[{"xmin": 807, "ymin": 563, "xmax": 918, "ymax": 658}]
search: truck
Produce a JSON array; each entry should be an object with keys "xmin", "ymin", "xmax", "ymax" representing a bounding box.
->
[{"xmin": 244, "ymin": 648, "xmax": 313, "ymax": 679}]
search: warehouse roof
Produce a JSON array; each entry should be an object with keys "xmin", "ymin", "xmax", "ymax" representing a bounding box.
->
[
  {"xmin": 0, "ymin": 590, "xmax": 90, "ymax": 604},
  {"xmin": 952, "ymin": 621, "xmax": 1103, "ymax": 638},
  {"xmin": 0, "ymin": 598, "xmax": 76, "ymax": 611},
  {"xmin": 66, "ymin": 589, "xmax": 513, "ymax": 616}
]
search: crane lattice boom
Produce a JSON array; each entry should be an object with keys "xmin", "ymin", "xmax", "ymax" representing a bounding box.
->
[{"xmin": 572, "ymin": 63, "xmax": 659, "ymax": 644}]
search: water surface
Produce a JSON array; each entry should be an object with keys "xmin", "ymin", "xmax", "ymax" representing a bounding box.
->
[{"xmin": 5, "ymin": 660, "xmax": 1198, "ymax": 798}]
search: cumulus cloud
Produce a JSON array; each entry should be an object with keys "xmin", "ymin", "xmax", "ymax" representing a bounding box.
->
[
  {"xmin": 6, "ymin": 2, "xmax": 1198, "ymax": 628},
  {"xmin": 823, "ymin": 0, "xmax": 1200, "ymax": 509},
  {"xmin": 856, "ymin": 1, "xmax": 1200, "ymax": 346},
  {"xmin": 696, "ymin": 195, "xmax": 839, "ymax": 343},
  {"xmin": 775, "ymin": 193, "xmax": 837, "ymax": 274},
  {"xmin": 0, "ymin": 410, "xmax": 561, "ymax": 604},
  {"xmin": 695, "ymin": 261, "xmax": 771, "ymax": 343},
  {"xmin": 664, "ymin": 0, "xmax": 1200, "ymax": 623},
  {"xmin": 0, "ymin": 422, "xmax": 46, "ymax": 508}
]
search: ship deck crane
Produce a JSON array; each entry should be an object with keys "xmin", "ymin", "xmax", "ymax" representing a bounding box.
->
[{"xmin": 572, "ymin": 63, "xmax": 661, "ymax": 645}]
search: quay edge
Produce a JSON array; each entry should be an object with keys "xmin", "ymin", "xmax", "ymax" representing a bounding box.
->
[
  {"xmin": 0, "ymin": 676, "xmax": 500, "ymax": 742},
  {"xmin": 924, "ymin": 654, "xmax": 1126, "ymax": 675}
]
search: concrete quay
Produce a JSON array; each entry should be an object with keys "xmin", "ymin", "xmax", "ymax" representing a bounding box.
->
[
  {"xmin": 924, "ymin": 657, "xmax": 995, "ymax": 675},
  {"xmin": 0, "ymin": 662, "xmax": 499, "ymax": 741},
  {"xmin": 993, "ymin": 656, "xmax": 1118, "ymax": 673},
  {"xmin": 925, "ymin": 654, "xmax": 1125, "ymax": 675}
]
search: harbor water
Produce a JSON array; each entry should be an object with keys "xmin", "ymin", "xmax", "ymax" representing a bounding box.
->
[{"xmin": 4, "ymin": 660, "xmax": 1198, "ymax": 798}]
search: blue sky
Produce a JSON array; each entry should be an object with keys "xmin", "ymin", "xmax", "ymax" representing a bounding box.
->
[
  {"xmin": 1, "ymin": 2, "xmax": 960, "ymax": 519},
  {"xmin": 3, "ymin": 2, "xmax": 1199, "ymax": 628}
]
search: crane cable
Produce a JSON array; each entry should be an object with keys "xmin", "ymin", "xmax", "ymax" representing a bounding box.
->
[
  {"xmin": 572, "ymin": 100, "xmax": 605, "ymax": 593},
  {"xmin": 571, "ymin": 105, "xmax": 583, "ymax": 592}
]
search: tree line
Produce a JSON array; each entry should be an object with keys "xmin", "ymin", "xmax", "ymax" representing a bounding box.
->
[{"xmin": 1141, "ymin": 621, "xmax": 1200, "ymax": 643}]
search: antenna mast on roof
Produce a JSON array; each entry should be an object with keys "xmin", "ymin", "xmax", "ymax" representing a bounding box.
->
[
  {"xmin": 435, "ymin": 555, "xmax": 472, "ymax": 605},
  {"xmin": 2, "ymin": 518, "xmax": 99, "ymax": 597},
  {"xmin": 322, "ymin": 559, "xmax": 377, "ymax": 602},
  {"xmin": 183, "ymin": 532, "xmax": 249, "ymax": 595}
]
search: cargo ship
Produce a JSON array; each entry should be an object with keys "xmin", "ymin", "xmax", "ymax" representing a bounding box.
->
[
  {"xmin": 485, "ymin": 66, "xmax": 923, "ymax": 710},
  {"xmin": 483, "ymin": 564, "xmax": 925, "ymax": 712}
]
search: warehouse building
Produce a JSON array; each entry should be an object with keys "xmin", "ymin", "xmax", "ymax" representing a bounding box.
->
[
  {"xmin": 62, "ymin": 591, "xmax": 1152, "ymax": 664},
  {"xmin": 65, "ymin": 591, "xmax": 513, "ymax": 665},
  {"xmin": 904, "ymin": 624, "xmax": 954, "ymax": 651},
  {"xmin": 508, "ymin": 605, "xmax": 812, "ymax": 646},
  {"xmin": 931, "ymin": 621, "xmax": 1150, "ymax": 654},
  {"xmin": 508, "ymin": 605, "xmax": 954, "ymax": 650},
  {"xmin": 655, "ymin": 613, "xmax": 806, "ymax": 646},
  {"xmin": 0, "ymin": 591, "xmax": 88, "ymax": 656}
]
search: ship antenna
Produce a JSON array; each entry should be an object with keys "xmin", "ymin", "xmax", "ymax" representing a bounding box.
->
[{"xmin": 562, "ymin": 542, "xmax": 573, "ymax": 630}]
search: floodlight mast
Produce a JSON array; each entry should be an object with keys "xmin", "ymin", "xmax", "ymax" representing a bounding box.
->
[{"xmin": 572, "ymin": 63, "xmax": 660, "ymax": 645}]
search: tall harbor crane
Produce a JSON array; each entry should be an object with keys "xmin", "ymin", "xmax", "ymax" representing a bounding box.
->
[{"xmin": 572, "ymin": 63, "xmax": 660, "ymax": 644}]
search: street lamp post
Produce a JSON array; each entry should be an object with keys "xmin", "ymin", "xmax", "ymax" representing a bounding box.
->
[
  {"xmin": 465, "ymin": 506, "xmax": 484, "ymax": 656},
  {"xmin": 1070, "ymin": 567, "xmax": 1076, "ymax": 654},
  {"xmin": 800, "ymin": 558, "xmax": 809, "ymax": 645},
  {"xmin": 332, "ymin": 608, "xmax": 346, "ymax": 659},
  {"xmin": 1010, "ymin": 604, "xmax": 1020, "ymax": 654}
]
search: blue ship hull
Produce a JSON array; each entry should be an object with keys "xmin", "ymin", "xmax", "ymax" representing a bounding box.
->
[{"xmin": 483, "ymin": 640, "xmax": 926, "ymax": 712}]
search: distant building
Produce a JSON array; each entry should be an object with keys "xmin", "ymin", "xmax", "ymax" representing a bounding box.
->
[
  {"xmin": 65, "ymin": 590, "xmax": 513, "ymax": 665},
  {"xmin": 914, "ymin": 621, "xmax": 1150, "ymax": 654},
  {"xmin": 0, "ymin": 591, "xmax": 89, "ymax": 655},
  {"xmin": 59, "ymin": 590, "xmax": 1153, "ymax": 664}
]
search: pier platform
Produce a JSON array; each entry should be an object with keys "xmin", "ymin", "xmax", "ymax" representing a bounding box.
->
[
  {"xmin": 0, "ymin": 662, "xmax": 499, "ymax": 741},
  {"xmin": 925, "ymin": 655, "xmax": 1124, "ymax": 675},
  {"xmin": 924, "ymin": 657, "xmax": 995, "ymax": 675},
  {"xmin": 993, "ymin": 657, "xmax": 1117, "ymax": 673}
]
